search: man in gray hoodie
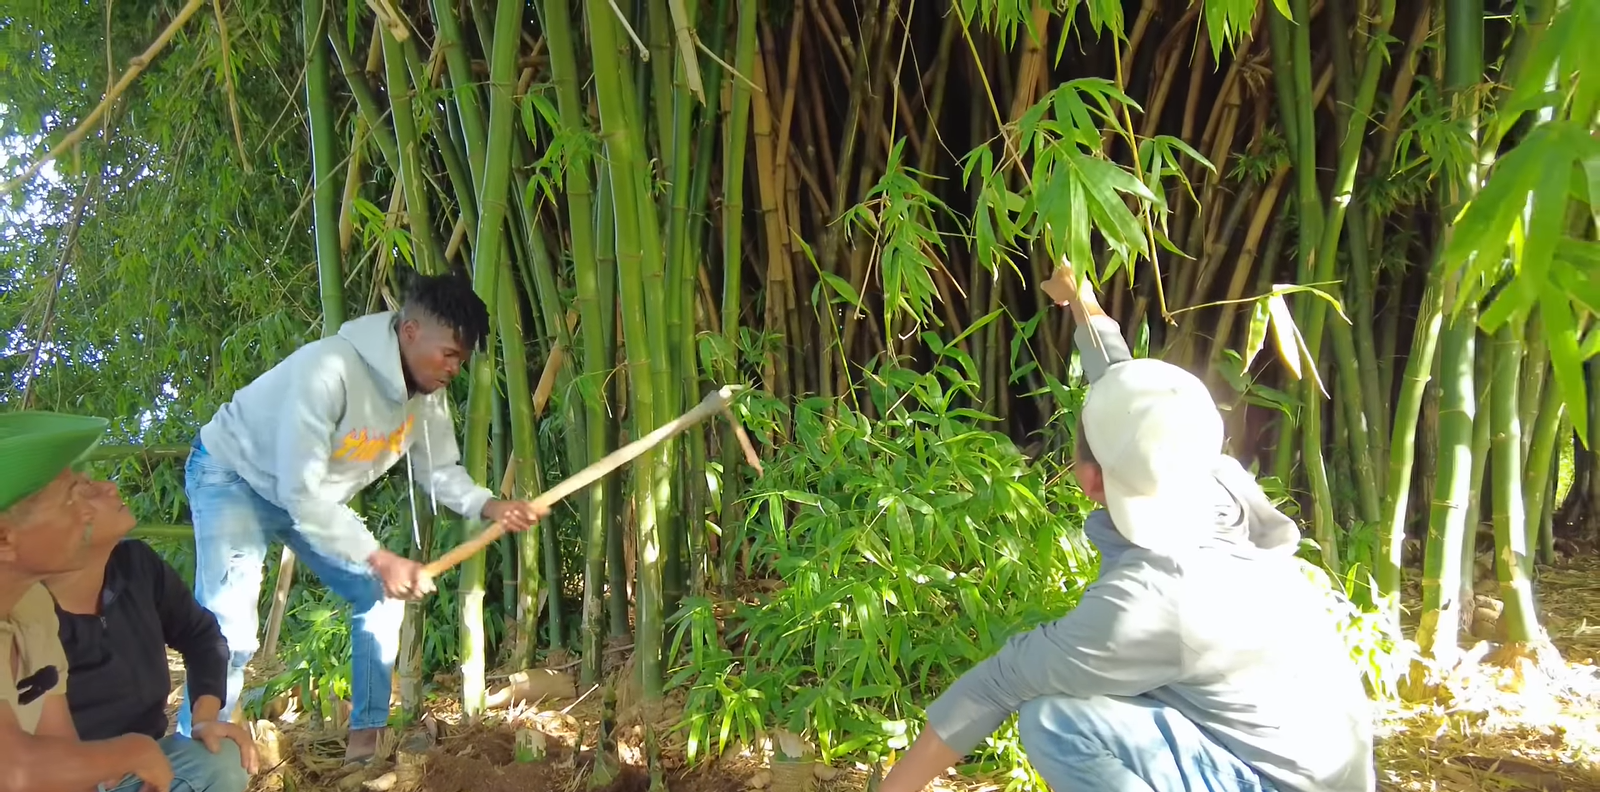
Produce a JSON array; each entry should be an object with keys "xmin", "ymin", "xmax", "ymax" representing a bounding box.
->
[
  {"xmin": 877, "ymin": 264, "xmax": 1375, "ymax": 792},
  {"xmin": 180, "ymin": 267, "xmax": 548, "ymax": 763}
]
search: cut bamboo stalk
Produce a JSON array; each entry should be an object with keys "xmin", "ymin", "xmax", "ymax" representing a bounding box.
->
[{"xmin": 425, "ymin": 387, "xmax": 744, "ymax": 579}]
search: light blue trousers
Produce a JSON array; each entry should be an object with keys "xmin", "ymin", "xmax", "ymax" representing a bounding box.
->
[
  {"xmin": 1017, "ymin": 695, "xmax": 1278, "ymax": 792},
  {"xmin": 101, "ymin": 735, "xmax": 249, "ymax": 792},
  {"xmin": 178, "ymin": 439, "xmax": 402, "ymax": 734}
]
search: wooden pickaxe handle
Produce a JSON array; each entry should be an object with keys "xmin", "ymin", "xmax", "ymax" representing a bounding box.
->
[{"xmin": 422, "ymin": 385, "xmax": 744, "ymax": 579}]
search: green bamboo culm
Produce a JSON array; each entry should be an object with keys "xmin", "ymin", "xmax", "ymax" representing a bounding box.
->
[
  {"xmin": 1490, "ymin": 324, "xmax": 1540, "ymax": 646},
  {"xmin": 538, "ymin": 0, "xmax": 613, "ymax": 682},
  {"xmin": 586, "ymin": 0, "xmax": 667, "ymax": 697},
  {"xmin": 626, "ymin": 0, "xmax": 682, "ymax": 643},
  {"xmin": 325, "ymin": 26, "xmax": 400, "ymax": 174},
  {"xmin": 655, "ymin": 0, "xmax": 697, "ymax": 608},
  {"xmin": 500, "ymin": 264, "xmax": 544, "ymax": 668},
  {"xmin": 1311, "ymin": 0, "xmax": 1395, "ymax": 529},
  {"xmin": 431, "ymin": 0, "xmax": 488, "ymax": 185},
  {"xmin": 719, "ymin": 0, "xmax": 759, "ymax": 590},
  {"xmin": 595, "ymin": 164, "xmax": 630, "ymax": 641},
  {"xmin": 682, "ymin": 0, "xmax": 730, "ymax": 593},
  {"xmin": 379, "ymin": 23, "xmax": 440, "ymax": 275},
  {"xmin": 515, "ymin": 225, "xmax": 575, "ymax": 650},
  {"xmin": 1275, "ymin": 0, "xmax": 1337, "ymax": 568},
  {"xmin": 282, "ymin": 0, "xmax": 344, "ymax": 701},
  {"xmin": 1523, "ymin": 369, "xmax": 1567, "ymax": 560},
  {"xmin": 1459, "ymin": 332, "xmax": 1494, "ymax": 618},
  {"xmin": 459, "ymin": 313, "xmax": 500, "ymax": 718},
  {"xmin": 1416, "ymin": 305, "xmax": 1477, "ymax": 662},
  {"xmin": 302, "ymin": 0, "xmax": 344, "ymax": 331},
  {"xmin": 455, "ymin": 0, "xmax": 524, "ymax": 717},
  {"xmin": 1378, "ymin": 0, "xmax": 1487, "ymax": 606}
]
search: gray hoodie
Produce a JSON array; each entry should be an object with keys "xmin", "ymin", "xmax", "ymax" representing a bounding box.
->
[
  {"xmin": 198, "ymin": 311, "xmax": 495, "ymax": 565},
  {"xmin": 923, "ymin": 315, "xmax": 1376, "ymax": 792}
]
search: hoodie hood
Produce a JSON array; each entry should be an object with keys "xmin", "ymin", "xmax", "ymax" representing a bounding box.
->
[
  {"xmin": 1085, "ymin": 454, "xmax": 1301, "ymax": 569},
  {"xmin": 1211, "ymin": 455, "xmax": 1302, "ymax": 554},
  {"xmin": 337, "ymin": 312, "xmax": 410, "ymax": 403}
]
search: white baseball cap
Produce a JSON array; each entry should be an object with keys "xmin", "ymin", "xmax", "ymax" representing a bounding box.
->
[{"xmin": 1081, "ymin": 358, "xmax": 1228, "ymax": 553}]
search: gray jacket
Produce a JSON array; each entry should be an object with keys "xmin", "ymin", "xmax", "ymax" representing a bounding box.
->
[{"xmin": 923, "ymin": 315, "xmax": 1376, "ymax": 792}]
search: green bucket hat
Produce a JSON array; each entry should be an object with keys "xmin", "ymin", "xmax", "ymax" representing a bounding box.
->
[{"xmin": 0, "ymin": 411, "xmax": 111, "ymax": 513}]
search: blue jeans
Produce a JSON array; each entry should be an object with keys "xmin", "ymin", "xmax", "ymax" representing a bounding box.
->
[
  {"xmin": 1017, "ymin": 695, "xmax": 1278, "ymax": 792},
  {"xmin": 178, "ymin": 439, "xmax": 402, "ymax": 733},
  {"xmin": 101, "ymin": 734, "xmax": 249, "ymax": 792}
]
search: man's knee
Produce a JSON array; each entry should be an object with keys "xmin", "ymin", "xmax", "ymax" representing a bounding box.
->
[
  {"xmin": 1017, "ymin": 695, "xmax": 1135, "ymax": 759},
  {"xmin": 166, "ymin": 737, "xmax": 250, "ymax": 792},
  {"xmin": 357, "ymin": 595, "xmax": 406, "ymax": 660},
  {"xmin": 198, "ymin": 740, "xmax": 251, "ymax": 792}
]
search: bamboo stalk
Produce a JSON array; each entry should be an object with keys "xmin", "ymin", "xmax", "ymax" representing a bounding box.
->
[
  {"xmin": 1460, "ymin": 332, "xmax": 1494, "ymax": 633},
  {"xmin": 265, "ymin": 0, "xmax": 348, "ymax": 671},
  {"xmin": 1383, "ymin": 0, "xmax": 1483, "ymax": 607},
  {"xmin": 1275, "ymin": 0, "xmax": 1337, "ymax": 565},
  {"xmin": 594, "ymin": 164, "xmax": 630, "ymax": 641},
  {"xmin": 454, "ymin": 0, "xmax": 524, "ymax": 718},
  {"xmin": 1416, "ymin": 304, "xmax": 1477, "ymax": 664},
  {"xmin": 459, "ymin": 310, "xmax": 498, "ymax": 719},
  {"xmin": 751, "ymin": 50, "xmax": 790, "ymax": 399},
  {"xmin": 499, "ymin": 263, "xmax": 544, "ymax": 667},
  {"xmin": 650, "ymin": 0, "xmax": 693, "ymax": 610},
  {"xmin": 432, "ymin": 0, "xmax": 489, "ymax": 186},
  {"xmin": 328, "ymin": 25, "xmax": 400, "ymax": 171},
  {"xmin": 540, "ymin": 0, "xmax": 614, "ymax": 685},
  {"xmin": 718, "ymin": 0, "xmax": 758, "ymax": 590},
  {"xmin": 1523, "ymin": 369, "xmax": 1567, "ymax": 560},
  {"xmin": 380, "ymin": 23, "xmax": 441, "ymax": 274},
  {"xmin": 721, "ymin": 0, "xmax": 757, "ymax": 350},
  {"xmin": 1491, "ymin": 323, "xmax": 1540, "ymax": 646},
  {"xmin": 586, "ymin": 0, "xmax": 669, "ymax": 697},
  {"xmin": 1307, "ymin": 0, "xmax": 1395, "ymax": 527}
]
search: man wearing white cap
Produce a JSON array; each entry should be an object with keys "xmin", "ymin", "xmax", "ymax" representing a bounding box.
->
[{"xmin": 878, "ymin": 263, "xmax": 1375, "ymax": 792}]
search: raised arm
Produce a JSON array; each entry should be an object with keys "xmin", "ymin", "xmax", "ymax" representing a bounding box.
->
[{"xmin": 1040, "ymin": 260, "xmax": 1132, "ymax": 383}]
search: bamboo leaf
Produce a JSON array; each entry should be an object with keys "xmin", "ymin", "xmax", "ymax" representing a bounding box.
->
[
  {"xmin": 1515, "ymin": 151, "xmax": 1571, "ymax": 312},
  {"xmin": 820, "ymin": 271, "xmax": 865, "ymax": 310},
  {"xmin": 1267, "ymin": 283, "xmax": 1351, "ymax": 325},
  {"xmin": 1153, "ymin": 134, "xmax": 1214, "ymax": 173},
  {"xmin": 1538, "ymin": 283, "xmax": 1589, "ymax": 441},
  {"xmin": 1582, "ymin": 326, "xmax": 1600, "ymax": 361},
  {"xmin": 1583, "ymin": 150, "xmax": 1600, "ymax": 229},
  {"xmin": 1496, "ymin": 1, "xmax": 1580, "ymax": 136},
  {"xmin": 1243, "ymin": 299, "xmax": 1270, "ymax": 370},
  {"xmin": 1266, "ymin": 294, "xmax": 1302, "ymax": 380},
  {"xmin": 1441, "ymin": 134, "xmax": 1548, "ymax": 296},
  {"xmin": 946, "ymin": 308, "xmax": 1005, "ymax": 352},
  {"xmin": 1480, "ymin": 274, "xmax": 1538, "ymax": 334},
  {"xmin": 1553, "ymin": 258, "xmax": 1600, "ymax": 316}
]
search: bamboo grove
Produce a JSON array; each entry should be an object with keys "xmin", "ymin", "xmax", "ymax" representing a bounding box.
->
[{"xmin": 2, "ymin": 0, "xmax": 1599, "ymax": 778}]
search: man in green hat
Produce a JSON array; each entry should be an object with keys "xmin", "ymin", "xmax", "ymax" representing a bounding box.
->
[{"xmin": 0, "ymin": 411, "xmax": 177, "ymax": 792}]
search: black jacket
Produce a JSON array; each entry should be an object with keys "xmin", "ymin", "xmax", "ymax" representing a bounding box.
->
[{"xmin": 55, "ymin": 539, "xmax": 230, "ymax": 741}]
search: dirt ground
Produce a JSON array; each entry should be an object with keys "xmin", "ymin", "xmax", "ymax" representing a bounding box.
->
[{"xmin": 158, "ymin": 555, "xmax": 1600, "ymax": 792}]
